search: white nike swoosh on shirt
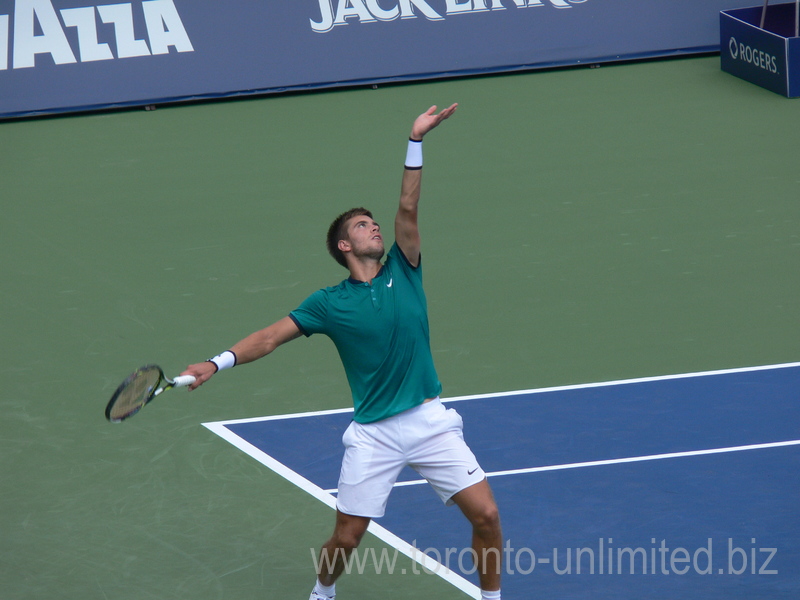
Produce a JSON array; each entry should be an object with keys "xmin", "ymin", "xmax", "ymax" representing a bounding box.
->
[{"xmin": 387, "ymin": 278, "xmax": 393, "ymax": 288}]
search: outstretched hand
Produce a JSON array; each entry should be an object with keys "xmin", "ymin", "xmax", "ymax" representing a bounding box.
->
[
  {"xmin": 181, "ymin": 361, "xmax": 217, "ymax": 390},
  {"xmin": 410, "ymin": 103, "xmax": 458, "ymax": 141}
]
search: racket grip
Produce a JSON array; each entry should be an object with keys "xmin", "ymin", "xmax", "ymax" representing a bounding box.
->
[{"xmin": 172, "ymin": 375, "xmax": 196, "ymax": 388}]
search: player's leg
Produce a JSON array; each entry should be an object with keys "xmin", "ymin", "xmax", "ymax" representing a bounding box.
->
[
  {"xmin": 314, "ymin": 510, "xmax": 371, "ymax": 590},
  {"xmin": 451, "ymin": 479, "xmax": 503, "ymax": 594},
  {"xmin": 310, "ymin": 419, "xmax": 404, "ymax": 598},
  {"xmin": 407, "ymin": 399, "xmax": 503, "ymax": 597}
]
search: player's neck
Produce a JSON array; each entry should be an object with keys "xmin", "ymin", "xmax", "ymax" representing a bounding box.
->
[{"xmin": 347, "ymin": 257, "xmax": 382, "ymax": 284}]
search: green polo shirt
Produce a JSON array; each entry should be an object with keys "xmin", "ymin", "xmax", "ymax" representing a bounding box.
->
[{"xmin": 289, "ymin": 243, "xmax": 442, "ymax": 424}]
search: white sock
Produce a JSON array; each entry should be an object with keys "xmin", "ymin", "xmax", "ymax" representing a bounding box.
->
[
  {"xmin": 313, "ymin": 579, "xmax": 336, "ymax": 599},
  {"xmin": 481, "ymin": 590, "xmax": 501, "ymax": 600}
]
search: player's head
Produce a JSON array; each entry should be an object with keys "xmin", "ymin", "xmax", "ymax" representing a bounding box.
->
[{"xmin": 327, "ymin": 208, "xmax": 381, "ymax": 268}]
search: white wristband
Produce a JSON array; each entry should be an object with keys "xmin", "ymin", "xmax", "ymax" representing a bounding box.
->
[
  {"xmin": 405, "ymin": 138, "xmax": 422, "ymax": 169},
  {"xmin": 208, "ymin": 350, "xmax": 237, "ymax": 372}
]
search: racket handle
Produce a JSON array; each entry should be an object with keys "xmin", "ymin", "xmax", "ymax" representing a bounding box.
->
[{"xmin": 172, "ymin": 375, "xmax": 196, "ymax": 388}]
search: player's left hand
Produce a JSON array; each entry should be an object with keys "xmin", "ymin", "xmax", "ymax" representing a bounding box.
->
[{"xmin": 410, "ymin": 103, "xmax": 458, "ymax": 141}]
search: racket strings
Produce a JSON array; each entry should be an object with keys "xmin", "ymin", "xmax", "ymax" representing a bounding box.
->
[{"xmin": 108, "ymin": 367, "xmax": 161, "ymax": 421}]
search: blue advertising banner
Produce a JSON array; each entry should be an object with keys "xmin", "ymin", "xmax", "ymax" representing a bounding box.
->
[
  {"xmin": 720, "ymin": 3, "xmax": 800, "ymax": 97},
  {"xmin": 1, "ymin": 0, "xmax": 759, "ymax": 118}
]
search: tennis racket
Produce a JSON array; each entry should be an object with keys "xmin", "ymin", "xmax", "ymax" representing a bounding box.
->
[{"xmin": 105, "ymin": 364, "xmax": 195, "ymax": 423}]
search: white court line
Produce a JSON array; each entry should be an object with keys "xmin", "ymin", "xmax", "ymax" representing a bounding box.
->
[
  {"xmin": 202, "ymin": 420, "xmax": 482, "ymax": 599},
  {"xmin": 324, "ymin": 439, "xmax": 800, "ymax": 493},
  {"xmin": 202, "ymin": 361, "xmax": 800, "ymax": 600},
  {"xmin": 441, "ymin": 360, "xmax": 800, "ymax": 404},
  {"xmin": 207, "ymin": 361, "xmax": 800, "ymax": 427}
]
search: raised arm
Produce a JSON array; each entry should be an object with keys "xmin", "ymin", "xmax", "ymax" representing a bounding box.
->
[
  {"xmin": 181, "ymin": 316, "xmax": 302, "ymax": 390},
  {"xmin": 395, "ymin": 103, "xmax": 458, "ymax": 267}
]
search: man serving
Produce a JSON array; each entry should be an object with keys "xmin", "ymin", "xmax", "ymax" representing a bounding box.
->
[{"xmin": 183, "ymin": 104, "xmax": 503, "ymax": 600}]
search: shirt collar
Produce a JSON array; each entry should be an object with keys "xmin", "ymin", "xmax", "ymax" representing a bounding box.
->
[{"xmin": 347, "ymin": 263, "xmax": 385, "ymax": 285}]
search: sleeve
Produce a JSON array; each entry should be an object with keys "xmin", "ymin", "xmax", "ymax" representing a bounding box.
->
[
  {"xmin": 389, "ymin": 242, "xmax": 422, "ymax": 280},
  {"xmin": 289, "ymin": 289, "xmax": 329, "ymax": 337}
]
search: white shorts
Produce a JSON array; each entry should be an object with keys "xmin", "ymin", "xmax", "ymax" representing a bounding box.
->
[{"xmin": 336, "ymin": 398, "xmax": 485, "ymax": 518}]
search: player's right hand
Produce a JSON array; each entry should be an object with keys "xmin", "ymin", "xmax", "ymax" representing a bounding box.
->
[{"xmin": 181, "ymin": 361, "xmax": 218, "ymax": 390}]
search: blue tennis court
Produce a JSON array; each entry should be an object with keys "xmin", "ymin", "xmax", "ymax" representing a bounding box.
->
[{"xmin": 204, "ymin": 363, "xmax": 800, "ymax": 599}]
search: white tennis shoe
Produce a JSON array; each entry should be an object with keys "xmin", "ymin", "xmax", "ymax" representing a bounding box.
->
[{"xmin": 309, "ymin": 591, "xmax": 335, "ymax": 600}]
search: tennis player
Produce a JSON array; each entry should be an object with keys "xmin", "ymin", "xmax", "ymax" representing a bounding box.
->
[{"xmin": 182, "ymin": 104, "xmax": 503, "ymax": 600}]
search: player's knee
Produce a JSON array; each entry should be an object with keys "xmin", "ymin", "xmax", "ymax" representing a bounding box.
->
[
  {"xmin": 331, "ymin": 528, "xmax": 365, "ymax": 551},
  {"xmin": 471, "ymin": 503, "xmax": 501, "ymax": 535},
  {"xmin": 334, "ymin": 535, "xmax": 360, "ymax": 552}
]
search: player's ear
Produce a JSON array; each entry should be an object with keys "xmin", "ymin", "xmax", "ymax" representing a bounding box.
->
[{"xmin": 338, "ymin": 239, "xmax": 351, "ymax": 253}]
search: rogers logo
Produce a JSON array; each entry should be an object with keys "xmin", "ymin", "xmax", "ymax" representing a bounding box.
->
[{"xmin": 728, "ymin": 36, "xmax": 778, "ymax": 74}]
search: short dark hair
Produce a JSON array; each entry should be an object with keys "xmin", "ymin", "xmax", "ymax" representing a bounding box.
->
[{"xmin": 326, "ymin": 208, "xmax": 373, "ymax": 268}]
